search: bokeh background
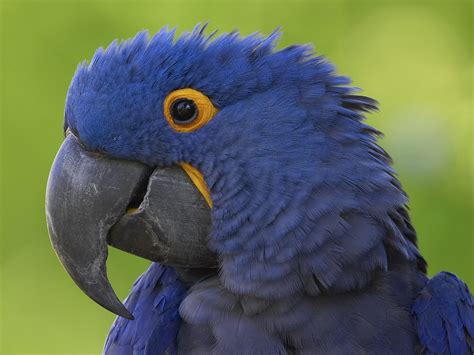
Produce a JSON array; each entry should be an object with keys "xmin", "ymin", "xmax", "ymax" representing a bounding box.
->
[{"xmin": 0, "ymin": 0, "xmax": 472, "ymax": 353}]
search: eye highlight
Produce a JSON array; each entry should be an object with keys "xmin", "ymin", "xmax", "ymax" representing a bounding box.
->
[{"xmin": 163, "ymin": 88, "xmax": 218, "ymax": 132}]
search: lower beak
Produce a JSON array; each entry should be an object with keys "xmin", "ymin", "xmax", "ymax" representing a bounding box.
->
[{"xmin": 45, "ymin": 134, "xmax": 213, "ymax": 319}]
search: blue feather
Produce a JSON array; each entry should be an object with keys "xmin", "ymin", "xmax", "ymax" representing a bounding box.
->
[
  {"xmin": 104, "ymin": 263, "xmax": 187, "ymax": 355},
  {"xmin": 413, "ymin": 272, "xmax": 474, "ymax": 355}
]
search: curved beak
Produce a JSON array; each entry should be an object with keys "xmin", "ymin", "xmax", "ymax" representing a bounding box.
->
[{"xmin": 46, "ymin": 134, "xmax": 213, "ymax": 319}]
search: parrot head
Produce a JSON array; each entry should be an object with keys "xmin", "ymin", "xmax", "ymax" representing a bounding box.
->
[{"xmin": 47, "ymin": 25, "xmax": 418, "ymax": 320}]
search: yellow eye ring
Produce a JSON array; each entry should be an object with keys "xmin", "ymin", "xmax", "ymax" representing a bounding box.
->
[{"xmin": 163, "ymin": 88, "xmax": 218, "ymax": 132}]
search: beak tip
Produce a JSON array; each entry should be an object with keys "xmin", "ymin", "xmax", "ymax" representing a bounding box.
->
[
  {"xmin": 108, "ymin": 300, "xmax": 134, "ymax": 320},
  {"xmin": 90, "ymin": 291, "xmax": 135, "ymax": 320},
  {"xmin": 123, "ymin": 313, "xmax": 135, "ymax": 321},
  {"xmin": 83, "ymin": 279, "xmax": 135, "ymax": 321},
  {"xmin": 115, "ymin": 307, "xmax": 134, "ymax": 320}
]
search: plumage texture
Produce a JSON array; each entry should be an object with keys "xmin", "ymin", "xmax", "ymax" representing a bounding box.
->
[
  {"xmin": 104, "ymin": 264, "xmax": 187, "ymax": 355},
  {"xmin": 413, "ymin": 272, "xmax": 474, "ymax": 355},
  {"xmin": 65, "ymin": 25, "xmax": 473, "ymax": 354}
]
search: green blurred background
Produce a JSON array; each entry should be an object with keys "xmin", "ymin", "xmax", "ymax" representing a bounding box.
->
[{"xmin": 0, "ymin": 0, "xmax": 472, "ymax": 353}]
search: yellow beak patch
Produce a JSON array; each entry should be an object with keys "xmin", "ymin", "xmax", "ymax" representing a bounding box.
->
[{"xmin": 179, "ymin": 163, "xmax": 212, "ymax": 208}]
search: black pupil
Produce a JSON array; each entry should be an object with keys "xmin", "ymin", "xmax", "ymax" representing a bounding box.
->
[{"xmin": 171, "ymin": 99, "xmax": 197, "ymax": 123}]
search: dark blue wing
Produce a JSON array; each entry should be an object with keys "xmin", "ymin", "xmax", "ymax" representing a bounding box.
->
[
  {"xmin": 104, "ymin": 263, "xmax": 187, "ymax": 355},
  {"xmin": 413, "ymin": 272, "xmax": 474, "ymax": 355}
]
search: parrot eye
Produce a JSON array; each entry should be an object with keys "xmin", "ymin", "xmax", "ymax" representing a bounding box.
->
[
  {"xmin": 170, "ymin": 98, "xmax": 198, "ymax": 123},
  {"xmin": 164, "ymin": 88, "xmax": 218, "ymax": 132}
]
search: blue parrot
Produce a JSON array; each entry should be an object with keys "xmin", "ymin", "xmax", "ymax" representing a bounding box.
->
[{"xmin": 45, "ymin": 25, "xmax": 473, "ymax": 354}]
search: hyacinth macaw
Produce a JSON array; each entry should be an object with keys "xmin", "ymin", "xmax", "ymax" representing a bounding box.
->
[{"xmin": 45, "ymin": 25, "xmax": 473, "ymax": 354}]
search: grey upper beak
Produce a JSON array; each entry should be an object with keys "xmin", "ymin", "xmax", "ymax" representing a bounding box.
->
[{"xmin": 45, "ymin": 134, "xmax": 214, "ymax": 319}]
